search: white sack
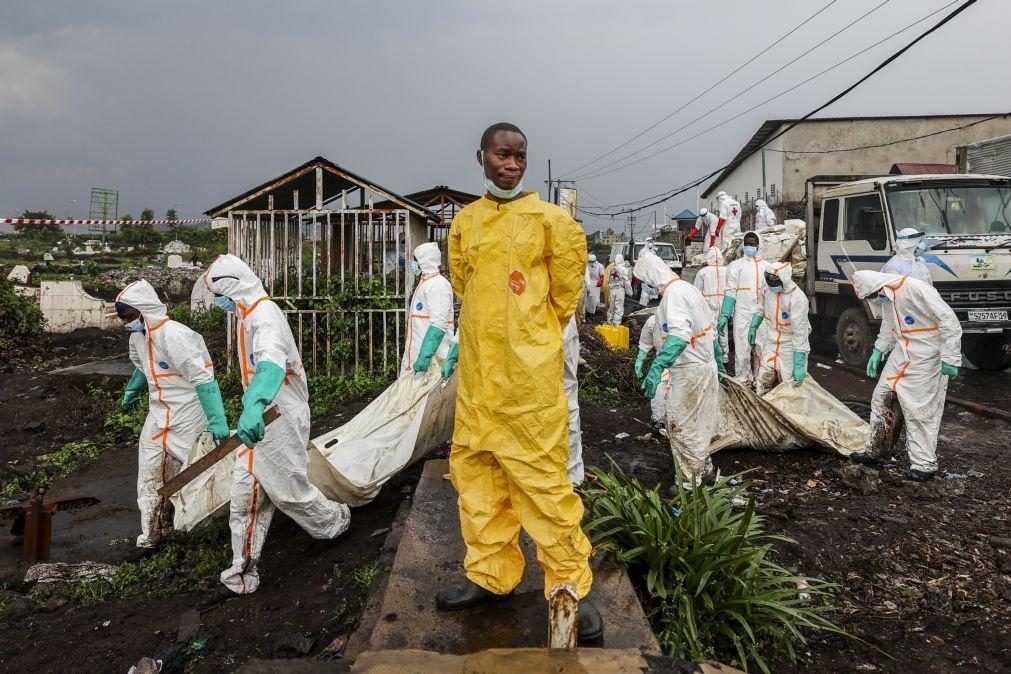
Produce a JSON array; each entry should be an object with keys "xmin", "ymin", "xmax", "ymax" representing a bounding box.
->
[{"xmin": 171, "ymin": 431, "xmax": 235, "ymax": 532}]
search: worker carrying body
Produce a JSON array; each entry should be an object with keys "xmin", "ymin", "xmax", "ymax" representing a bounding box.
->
[
  {"xmin": 606, "ymin": 253, "xmax": 632, "ymax": 326},
  {"xmin": 850, "ymin": 270, "xmax": 961, "ymax": 481},
  {"xmin": 881, "ymin": 227, "xmax": 933, "ymax": 285},
  {"xmin": 584, "ymin": 254, "xmax": 605, "ymax": 316},
  {"xmin": 716, "ymin": 191, "xmax": 742, "ymax": 247},
  {"xmin": 754, "ymin": 199, "xmax": 776, "ymax": 230},
  {"xmin": 402, "ymin": 242, "xmax": 454, "ymax": 375},
  {"xmin": 718, "ymin": 231, "xmax": 766, "ymax": 387},
  {"xmin": 635, "ymin": 250, "xmax": 723, "ymax": 485},
  {"xmin": 441, "ymin": 122, "xmax": 601, "ymax": 642},
  {"xmin": 750, "ymin": 261, "xmax": 811, "ymax": 396},
  {"xmin": 204, "ymin": 254, "xmax": 351, "ymax": 596},
  {"xmin": 116, "ymin": 279, "xmax": 229, "ymax": 550},
  {"xmin": 693, "ymin": 246, "xmax": 729, "ymax": 369},
  {"xmin": 686, "ymin": 208, "xmax": 719, "ymax": 249},
  {"xmin": 634, "ymin": 314, "xmax": 668, "ymax": 436}
]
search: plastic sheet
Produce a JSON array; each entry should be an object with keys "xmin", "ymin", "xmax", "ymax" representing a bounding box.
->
[{"xmin": 171, "ymin": 431, "xmax": 234, "ymax": 532}]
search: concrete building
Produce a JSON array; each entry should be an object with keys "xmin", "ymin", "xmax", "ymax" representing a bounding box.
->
[
  {"xmin": 598, "ymin": 228, "xmax": 622, "ymax": 246},
  {"xmin": 701, "ymin": 113, "xmax": 1011, "ymax": 222}
]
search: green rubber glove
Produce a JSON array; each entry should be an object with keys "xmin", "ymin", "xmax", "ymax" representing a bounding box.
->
[
  {"xmin": 122, "ymin": 368, "xmax": 148, "ymax": 412},
  {"xmin": 412, "ymin": 326, "xmax": 446, "ymax": 373},
  {"xmin": 714, "ymin": 340, "xmax": 726, "ymax": 373},
  {"xmin": 866, "ymin": 348, "xmax": 883, "ymax": 378},
  {"xmin": 642, "ymin": 336, "xmax": 687, "ymax": 399},
  {"xmin": 441, "ymin": 341, "xmax": 459, "ymax": 380},
  {"xmin": 634, "ymin": 348, "xmax": 648, "ymax": 379},
  {"xmin": 195, "ymin": 380, "xmax": 230, "ymax": 442},
  {"xmin": 747, "ymin": 313, "xmax": 764, "ymax": 347},
  {"xmin": 941, "ymin": 361, "xmax": 959, "ymax": 378},
  {"xmin": 237, "ymin": 361, "xmax": 286, "ymax": 448},
  {"xmin": 717, "ymin": 296, "xmax": 735, "ymax": 335},
  {"xmin": 792, "ymin": 351, "xmax": 807, "ymax": 383}
]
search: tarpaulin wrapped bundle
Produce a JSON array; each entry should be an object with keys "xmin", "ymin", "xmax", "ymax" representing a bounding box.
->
[
  {"xmin": 307, "ymin": 363, "xmax": 457, "ymax": 507},
  {"xmin": 171, "ymin": 432, "xmax": 234, "ymax": 532},
  {"xmin": 697, "ymin": 220, "xmax": 807, "ymax": 278},
  {"xmin": 710, "ymin": 375, "xmax": 864, "ymax": 456}
]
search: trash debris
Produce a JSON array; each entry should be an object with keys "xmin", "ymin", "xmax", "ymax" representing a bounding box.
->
[
  {"xmin": 126, "ymin": 657, "xmax": 162, "ymax": 674},
  {"xmin": 102, "ymin": 620, "xmax": 111, "ymax": 628},
  {"xmin": 796, "ymin": 580, "xmax": 811, "ymax": 602},
  {"xmin": 370, "ymin": 528, "xmax": 390, "ymax": 538},
  {"xmin": 944, "ymin": 472, "xmax": 968, "ymax": 480},
  {"xmin": 319, "ymin": 635, "xmax": 347, "ymax": 661},
  {"xmin": 806, "ymin": 479, "xmax": 821, "ymax": 488},
  {"xmin": 614, "ymin": 432, "xmax": 630, "ymax": 439},
  {"xmin": 25, "ymin": 561, "xmax": 116, "ymax": 584},
  {"xmin": 731, "ymin": 495, "xmax": 748, "ymax": 508},
  {"xmin": 815, "ymin": 363, "xmax": 832, "ymax": 370},
  {"xmin": 108, "ymin": 537, "xmax": 132, "ymax": 546},
  {"xmin": 838, "ymin": 464, "xmax": 881, "ymax": 495}
]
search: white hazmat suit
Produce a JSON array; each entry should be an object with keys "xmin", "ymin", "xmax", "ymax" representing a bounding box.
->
[
  {"xmin": 688, "ymin": 209, "xmax": 719, "ymax": 248},
  {"xmin": 717, "ymin": 193, "xmax": 742, "ymax": 247},
  {"xmin": 755, "ymin": 199, "xmax": 776, "ymax": 230},
  {"xmin": 119, "ymin": 280, "xmax": 217, "ymax": 548},
  {"xmin": 401, "ymin": 242, "xmax": 454, "ymax": 374},
  {"xmin": 562, "ymin": 317, "xmax": 584, "ymax": 485},
  {"xmin": 634, "ymin": 251, "xmax": 719, "ymax": 482},
  {"xmin": 853, "ymin": 271, "xmax": 961, "ymax": 473},
  {"xmin": 724, "ymin": 254, "xmax": 767, "ymax": 386},
  {"xmin": 584, "ymin": 255, "xmax": 605, "ymax": 315},
  {"xmin": 637, "ymin": 315, "xmax": 669, "ymax": 427},
  {"xmin": 693, "ymin": 247, "xmax": 729, "ymax": 365},
  {"xmin": 753, "ymin": 262, "xmax": 811, "ymax": 396},
  {"xmin": 204, "ymin": 255, "xmax": 351, "ymax": 594},
  {"xmin": 606, "ymin": 254, "xmax": 632, "ymax": 326},
  {"xmin": 881, "ymin": 227, "xmax": 932, "ymax": 285}
]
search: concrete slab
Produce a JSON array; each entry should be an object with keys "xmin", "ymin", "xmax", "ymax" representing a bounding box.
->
[
  {"xmin": 50, "ymin": 354, "xmax": 134, "ymax": 377},
  {"xmin": 367, "ymin": 459, "xmax": 660, "ymax": 655}
]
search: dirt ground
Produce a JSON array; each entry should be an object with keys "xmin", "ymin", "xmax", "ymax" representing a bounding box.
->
[{"xmin": 1, "ymin": 319, "xmax": 1009, "ymax": 672}]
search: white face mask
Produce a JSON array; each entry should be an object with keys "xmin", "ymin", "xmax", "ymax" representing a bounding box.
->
[
  {"xmin": 410, "ymin": 260, "xmax": 422, "ymax": 277},
  {"xmin": 481, "ymin": 150, "xmax": 523, "ymax": 200},
  {"xmin": 870, "ymin": 295, "xmax": 888, "ymax": 305}
]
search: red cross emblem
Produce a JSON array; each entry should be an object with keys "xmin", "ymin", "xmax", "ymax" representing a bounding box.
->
[{"xmin": 731, "ymin": 207, "xmax": 738, "ymax": 217}]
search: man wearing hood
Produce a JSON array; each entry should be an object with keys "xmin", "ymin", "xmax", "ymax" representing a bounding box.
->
[
  {"xmin": 881, "ymin": 227, "xmax": 932, "ymax": 285},
  {"xmin": 203, "ymin": 254, "xmax": 351, "ymax": 595},
  {"xmin": 750, "ymin": 262, "xmax": 811, "ymax": 396},
  {"xmin": 116, "ymin": 279, "xmax": 229, "ymax": 549},
  {"xmin": 686, "ymin": 208, "xmax": 719, "ymax": 249},
  {"xmin": 716, "ymin": 191, "xmax": 742, "ymax": 247},
  {"xmin": 635, "ymin": 250, "xmax": 721, "ymax": 484},
  {"xmin": 850, "ymin": 270, "xmax": 961, "ymax": 481},
  {"xmin": 605, "ymin": 253, "xmax": 632, "ymax": 326},
  {"xmin": 754, "ymin": 199, "xmax": 776, "ymax": 230},
  {"xmin": 693, "ymin": 247, "xmax": 729, "ymax": 370},
  {"xmin": 403, "ymin": 242, "xmax": 455, "ymax": 375},
  {"xmin": 585, "ymin": 253, "xmax": 605, "ymax": 315},
  {"xmin": 718, "ymin": 231, "xmax": 766, "ymax": 387}
]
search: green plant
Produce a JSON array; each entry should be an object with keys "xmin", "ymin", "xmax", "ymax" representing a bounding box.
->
[
  {"xmin": 351, "ymin": 561, "xmax": 386, "ymax": 589},
  {"xmin": 307, "ymin": 370, "xmax": 392, "ymax": 419},
  {"xmin": 583, "ymin": 461, "xmax": 847, "ymax": 672},
  {"xmin": 0, "ymin": 277, "xmax": 47, "ymax": 364}
]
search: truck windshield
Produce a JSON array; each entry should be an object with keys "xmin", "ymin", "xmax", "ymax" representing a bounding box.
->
[
  {"xmin": 886, "ymin": 184, "xmax": 1011, "ymax": 236},
  {"xmin": 633, "ymin": 243, "xmax": 678, "ymax": 261}
]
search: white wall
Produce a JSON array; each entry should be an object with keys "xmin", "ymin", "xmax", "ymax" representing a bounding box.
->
[
  {"xmin": 703, "ymin": 134, "xmax": 784, "ymax": 213},
  {"xmin": 39, "ymin": 281, "xmax": 119, "ymax": 333}
]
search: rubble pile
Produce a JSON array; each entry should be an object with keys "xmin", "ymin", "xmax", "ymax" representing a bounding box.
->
[{"xmin": 99, "ymin": 266, "xmax": 204, "ymax": 299}]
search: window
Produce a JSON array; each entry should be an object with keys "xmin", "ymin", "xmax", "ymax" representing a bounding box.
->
[
  {"xmin": 821, "ymin": 199, "xmax": 839, "ymax": 241},
  {"xmin": 843, "ymin": 193, "xmax": 886, "ymax": 250}
]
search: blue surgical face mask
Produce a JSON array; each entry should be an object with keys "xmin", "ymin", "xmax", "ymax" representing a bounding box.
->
[
  {"xmin": 483, "ymin": 176, "xmax": 524, "ymax": 200},
  {"xmin": 214, "ymin": 296, "xmax": 237, "ymax": 313},
  {"xmin": 743, "ymin": 245, "xmax": 758, "ymax": 258},
  {"xmin": 915, "ymin": 241, "xmax": 928, "ymax": 257},
  {"xmin": 870, "ymin": 295, "xmax": 888, "ymax": 305},
  {"xmin": 410, "ymin": 260, "xmax": 422, "ymax": 277},
  {"xmin": 124, "ymin": 318, "xmax": 144, "ymax": 333}
]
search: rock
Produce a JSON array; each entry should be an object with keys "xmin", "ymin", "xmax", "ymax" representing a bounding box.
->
[
  {"xmin": 6, "ymin": 597, "xmax": 35, "ymax": 618},
  {"xmin": 839, "ymin": 464, "xmax": 881, "ymax": 495},
  {"xmin": 42, "ymin": 595, "xmax": 68, "ymax": 613},
  {"xmin": 21, "ymin": 421, "xmax": 44, "ymax": 433},
  {"xmin": 271, "ymin": 632, "xmax": 315, "ymax": 657},
  {"xmin": 989, "ymin": 536, "xmax": 1011, "ymax": 550},
  {"xmin": 177, "ymin": 609, "xmax": 201, "ymax": 644},
  {"xmin": 126, "ymin": 656, "xmax": 161, "ymax": 674}
]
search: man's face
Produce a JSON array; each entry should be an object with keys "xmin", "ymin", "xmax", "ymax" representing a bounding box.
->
[
  {"xmin": 478, "ymin": 131, "xmax": 527, "ymax": 190},
  {"xmin": 116, "ymin": 304, "xmax": 141, "ymax": 324}
]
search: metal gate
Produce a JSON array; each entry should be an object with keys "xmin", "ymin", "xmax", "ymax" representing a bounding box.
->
[{"xmin": 227, "ymin": 208, "xmax": 413, "ymax": 375}]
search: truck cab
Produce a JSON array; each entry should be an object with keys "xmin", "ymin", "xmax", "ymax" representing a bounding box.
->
[
  {"xmin": 608, "ymin": 240, "xmax": 683, "ymax": 299},
  {"xmin": 806, "ymin": 174, "xmax": 1011, "ymax": 370}
]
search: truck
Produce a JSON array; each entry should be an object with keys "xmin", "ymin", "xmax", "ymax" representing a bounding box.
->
[
  {"xmin": 805, "ymin": 173, "xmax": 1011, "ymax": 371},
  {"xmin": 608, "ymin": 239, "xmax": 683, "ymax": 300}
]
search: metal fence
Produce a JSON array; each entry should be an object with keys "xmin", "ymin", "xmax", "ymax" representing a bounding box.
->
[{"xmin": 227, "ymin": 208, "xmax": 414, "ymax": 375}]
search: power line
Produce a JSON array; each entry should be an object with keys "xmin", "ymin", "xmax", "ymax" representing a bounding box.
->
[
  {"xmin": 573, "ymin": 0, "xmax": 959, "ymax": 188},
  {"xmin": 567, "ymin": 0, "xmax": 899, "ymax": 182},
  {"xmin": 577, "ymin": 0, "xmax": 979, "ymax": 217},
  {"xmin": 559, "ymin": 0, "xmax": 842, "ymax": 179}
]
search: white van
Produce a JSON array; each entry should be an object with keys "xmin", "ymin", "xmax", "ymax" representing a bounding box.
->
[{"xmin": 608, "ymin": 240, "xmax": 683, "ymax": 300}]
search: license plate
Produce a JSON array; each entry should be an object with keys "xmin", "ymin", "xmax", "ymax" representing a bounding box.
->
[{"xmin": 968, "ymin": 309, "xmax": 1008, "ymax": 321}]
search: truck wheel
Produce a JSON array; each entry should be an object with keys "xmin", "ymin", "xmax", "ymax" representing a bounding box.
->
[
  {"xmin": 835, "ymin": 307, "xmax": 874, "ymax": 369},
  {"xmin": 962, "ymin": 334, "xmax": 1011, "ymax": 371}
]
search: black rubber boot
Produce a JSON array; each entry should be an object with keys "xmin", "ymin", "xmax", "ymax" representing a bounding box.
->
[
  {"xmin": 578, "ymin": 599, "xmax": 604, "ymax": 642},
  {"xmin": 849, "ymin": 451, "xmax": 881, "ymax": 465},
  {"xmin": 436, "ymin": 580, "xmax": 508, "ymax": 611},
  {"xmin": 904, "ymin": 468, "xmax": 935, "ymax": 482},
  {"xmin": 199, "ymin": 584, "xmax": 239, "ymax": 609}
]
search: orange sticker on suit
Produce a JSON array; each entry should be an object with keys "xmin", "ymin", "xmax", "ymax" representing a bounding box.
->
[{"xmin": 508, "ymin": 270, "xmax": 526, "ymax": 296}]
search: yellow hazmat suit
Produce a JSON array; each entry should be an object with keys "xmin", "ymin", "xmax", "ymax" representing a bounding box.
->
[{"xmin": 448, "ymin": 193, "xmax": 592, "ymax": 599}]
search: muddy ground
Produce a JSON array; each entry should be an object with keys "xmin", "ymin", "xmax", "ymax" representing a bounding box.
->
[{"xmin": 0, "ymin": 319, "xmax": 1009, "ymax": 672}]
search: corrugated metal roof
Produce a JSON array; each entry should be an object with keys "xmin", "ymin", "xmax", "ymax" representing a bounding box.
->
[{"xmin": 889, "ymin": 163, "xmax": 956, "ymax": 174}]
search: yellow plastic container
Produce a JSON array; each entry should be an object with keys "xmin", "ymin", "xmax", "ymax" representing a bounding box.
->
[{"xmin": 594, "ymin": 324, "xmax": 630, "ymax": 351}]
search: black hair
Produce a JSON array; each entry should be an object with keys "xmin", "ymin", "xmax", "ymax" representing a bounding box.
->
[
  {"xmin": 480, "ymin": 122, "xmax": 527, "ymax": 150},
  {"xmin": 743, "ymin": 231, "xmax": 760, "ymax": 244}
]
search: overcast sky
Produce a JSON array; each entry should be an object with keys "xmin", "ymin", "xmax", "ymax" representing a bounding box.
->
[{"xmin": 1, "ymin": 0, "xmax": 1008, "ymax": 232}]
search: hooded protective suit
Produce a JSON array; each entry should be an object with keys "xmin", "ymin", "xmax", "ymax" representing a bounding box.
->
[
  {"xmin": 634, "ymin": 251, "xmax": 718, "ymax": 482},
  {"xmin": 402, "ymin": 242, "xmax": 454, "ymax": 374},
  {"xmin": 688, "ymin": 209, "xmax": 719, "ymax": 247},
  {"xmin": 755, "ymin": 199, "xmax": 776, "ymax": 230},
  {"xmin": 881, "ymin": 228, "xmax": 932, "ymax": 285},
  {"xmin": 636, "ymin": 315, "xmax": 669, "ymax": 426},
  {"xmin": 448, "ymin": 194, "xmax": 592, "ymax": 599},
  {"xmin": 717, "ymin": 194, "xmax": 742, "ymax": 247},
  {"xmin": 753, "ymin": 262, "xmax": 811, "ymax": 395},
  {"xmin": 584, "ymin": 255, "xmax": 604, "ymax": 315},
  {"xmin": 606, "ymin": 253, "xmax": 632, "ymax": 326},
  {"xmin": 204, "ymin": 254, "xmax": 350, "ymax": 594},
  {"xmin": 693, "ymin": 247, "xmax": 729, "ymax": 364},
  {"xmin": 119, "ymin": 280, "xmax": 219, "ymax": 548},
  {"xmin": 723, "ymin": 254, "xmax": 767, "ymax": 385},
  {"xmin": 852, "ymin": 270, "xmax": 961, "ymax": 473},
  {"xmin": 562, "ymin": 316, "xmax": 584, "ymax": 484}
]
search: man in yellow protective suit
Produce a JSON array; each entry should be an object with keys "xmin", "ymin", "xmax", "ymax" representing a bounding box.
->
[{"xmin": 440, "ymin": 122, "xmax": 601, "ymax": 642}]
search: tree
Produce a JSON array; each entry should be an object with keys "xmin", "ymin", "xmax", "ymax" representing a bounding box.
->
[
  {"xmin": 166, "ymin": 208, "xmax": 178, "ymax": 222},
  {"xmin": 121, "ymin": 214, "xmax": 133, "ymax": 222},
  {"xmin": 140, "ymin": 208, "xmax": 155, "ymax": 222},
  {"xmin": 121, "ymin": 222, "xmax": 160, "ymax": 246},
  {"xmin": 14, "ymin": 210, "xmax": 60, "ymax": 240}
]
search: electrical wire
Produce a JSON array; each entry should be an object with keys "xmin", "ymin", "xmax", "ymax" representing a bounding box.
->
[
  {"xmin": 577, "ymin": 0, "xmax": 979, "ymax": 216},
  {"xmin": 565, "ymin": 0, "xmax": 892, "ymax": 182},
  {"xmin": 559, "ymin": 0, "xmax": 841, "ymax": 179}
]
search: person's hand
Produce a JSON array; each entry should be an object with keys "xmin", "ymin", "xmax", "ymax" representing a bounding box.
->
[
  {"xmin": 747, "ymin": 322, "xmax": 759, "ymax": 347},
  {"xmin": 236, "ymin": 405, "xmax": 266, "ymax": 448},
  {"xmin": 792, "ymin": 352, "xmax": 807, "ymax": 384},
  {"xmin": 207, "ymin": 417, "xmax": 230, "ymax": 443},
  {"xmin": 717, "ymin": 314, "xmax": 729, "ymax": 335},
  {"xmin": 412, "ymin": 354, "xmax": 432, "ymax": 373},
  {"xmin": 641, "ymin": 367, "xmax": 662, "ymax": 399},
  {"xmin": 122, "ymin": 390, "xmax": 142, "ymax": 413},
  {"xmin": 634, "ymin": 349, "xmax": 647, "ymax": 380},
  {"xmin": 866, "ymin": 348, "xmax": 883, "ymax": 378},
  {"xmin": 941, "ymin": 361, "xmax": 959, "ymax": 378}
]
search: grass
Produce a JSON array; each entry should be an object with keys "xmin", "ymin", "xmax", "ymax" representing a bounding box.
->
[
  {"xmin": 307, "ymin": 370, "xmax": 393, "ymax": 420},
  {"xmin": 351, "ymin": 560, "xmax": 386, "ymax": 590},
  {"xmin": 0, "ymin": 439, "xmax": 107, "ymax": 501},
  {"xmin": 583, "ymin": 460, "xmax": 849, "ymax": 672}
]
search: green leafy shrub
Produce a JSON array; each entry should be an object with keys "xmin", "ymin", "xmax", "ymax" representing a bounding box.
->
[
  {"xmin": 584, "ymin": 461, "xmax": 846, "ymax": 672},
  {"xmin": 0, "ymin": 277, "xmax": 46, "ymax": 363},
  {"xmin": 307, "ymin": 370, "xmax": 393, "ymax": 419}
]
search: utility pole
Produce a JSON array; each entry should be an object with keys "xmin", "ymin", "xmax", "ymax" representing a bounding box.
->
[
  {"xmin": 545, "ymin": 159, "xmax": 557, "ymax": 204},
  {"xmin": 626, "ymin": 213, "xmax": 636, "ymax": 244}
]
